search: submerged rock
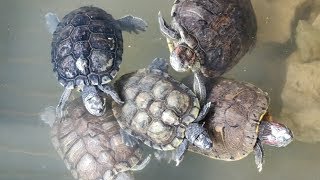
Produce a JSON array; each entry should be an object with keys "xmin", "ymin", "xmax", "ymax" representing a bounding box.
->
[
  {"xmin": 296, "ymin": 19, "xmax": 320, "ymax": 62},
  {"xmin": 281, "ymin": 16, "xmax": 320, "ymax": 143}
]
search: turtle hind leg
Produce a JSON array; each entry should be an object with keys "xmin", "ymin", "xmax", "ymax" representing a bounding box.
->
[
  {"xmin": 45, "ymin": 12, "xmax": 60, "ymax": 34},
  {"xmin": 120, "ymin": 129, "xmax": 139, "ymax": 147},
  {"xmin": 131, "ymin": 154, "xmax": 151, "ymax": 171},
  {"xmin": 254, "ymin": 140, "xmax": 265, "ymax": 172},
  {"xmin": 117, "ymin": 15, "xmax": 148, "ymax": 34},
  {"xmin": 56, "ymin": 87, "xmax": 72, "ymax": 120},
  {"xmin": 98, "ymin": 84, "xmax": 124, "ymax": 104}
]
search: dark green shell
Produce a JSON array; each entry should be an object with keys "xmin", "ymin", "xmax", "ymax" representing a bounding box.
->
[{"xmin": 51, "ymin": 6, "xmax": 123, "ymax": 88}]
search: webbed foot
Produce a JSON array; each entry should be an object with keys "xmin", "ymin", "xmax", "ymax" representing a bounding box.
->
[
  {"xmin": 98, "ymin": 84, "xmax": 124, "ymax": 104},
  {"xmin": 45, "ymin": 12, "xmax": 60, "ymax": 34},
  {"xmin": 254, "ymin": 140, "xmax": 264, "ymax": 172}
]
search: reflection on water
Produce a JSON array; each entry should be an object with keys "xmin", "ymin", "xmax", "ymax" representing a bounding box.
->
[{"xmin": 0, "ymin": 0, "xmax": 320, "ymax": 180}]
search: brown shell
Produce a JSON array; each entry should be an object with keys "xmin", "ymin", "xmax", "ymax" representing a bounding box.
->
[
  {"xmin": 173, "ymin": 0, "xmax": 257, "ymax": 77},
  {"xmin": 51, "ymin": 6, "xmax": 123, "ymax": 88},
  {"xmin": 189, "ymin": 78, "xmax": 269, "ymax": 160},
  {"xmin": 112, "ymin": 68, "xmax": 200, "ymax": 151},
  {"xmin": 51, "ymin": 97, "xmax": 142, "ymax": 180}
]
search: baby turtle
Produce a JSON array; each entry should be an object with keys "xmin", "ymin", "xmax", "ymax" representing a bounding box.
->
[
  {"xmin": 45, "ymin": 6, "xmax": 148, "ymax": 117},
  {"xmin": 112, "ymin": 58, "xmax": 212, "ymax": 166},
  {"xmin": 188, "ymin": 78, "xmax": 293, "ymax": 172},
  {"xmin": 158, "ymin": 0, "xmax": 257, "ymax": 103},
  {"xmin": 41, "ymin": 97, "xmax": 150, "ymax": 180}
]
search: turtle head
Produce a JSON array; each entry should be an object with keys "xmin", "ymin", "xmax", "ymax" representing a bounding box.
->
[
  {"xmin": 258, "ymin": 121, "xmax": 293, "ymax": 147},
  {"xmin": 170, "ymin": 43, "xmax": 197, "ymax": 72},
  {"xmin": 186, "ymin": 123, "xmax": 212, "ymax": 149},
  {"xmin": 82, "ymin": 86, "xmax": 106, "ymax": 116}
]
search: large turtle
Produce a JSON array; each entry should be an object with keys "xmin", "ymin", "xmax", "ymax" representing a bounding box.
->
[
  {"xmin": 187, "ymin": 78, "xmax": 293, "ymax": 172},
  {"xmin": 112, "ymin": 58, "xmax": 212, "ymax": 166},
  {"xmin": 158, "ymin": 0, "xmax": 257, "ymax": 103},
  {"xmin": 45, "ymin": 6, "xmax": 148, "ymax": 117},
  {"xmin": 40, "ymin": 97, "xmax": 150, "ymax": 180}
]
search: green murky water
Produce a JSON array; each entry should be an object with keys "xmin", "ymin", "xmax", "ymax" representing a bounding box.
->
[{"xmin": 0, "ymin": 0, "xmax": 320, "ymax": 179}]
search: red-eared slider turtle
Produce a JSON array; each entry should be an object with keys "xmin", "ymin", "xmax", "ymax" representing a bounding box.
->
[
  {"xmin": 45, "ymin": 6, "xmax": 148, "ymax": 117},
  {"xmin": 158, "ymin": 0, "xmax": 257, "ymax": 103},
  {"xmin": 188, "ymin": 78, "xmax": 293, "ymax": 172},
  {"xmin": 41, "ymin": 97, "xmax": 150, "ymax": 180},
  {"xmin": 112, "ymin": 58, "xmax": 212, "ymax": 166}
]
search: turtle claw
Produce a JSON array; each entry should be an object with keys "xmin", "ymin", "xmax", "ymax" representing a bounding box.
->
[{"xmin": 118, "ymin": 15, "xmax": 148, "ymax": 34}]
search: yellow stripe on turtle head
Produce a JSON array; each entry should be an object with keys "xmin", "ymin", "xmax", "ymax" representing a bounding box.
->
[
  {"xmin": 255, "ymin": 111, "xmax": 267, "ymax": 133},
  {"xmin": 166, "ymin": 38, "xmax": 174, "ymax": 52}
]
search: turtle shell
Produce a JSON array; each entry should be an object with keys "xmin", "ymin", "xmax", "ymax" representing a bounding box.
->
[
  {"xmin": 51, "ymin": 6, "xmax": 123, "ymax": 88},
  {"xmin": 112, "ymin": 67, "xmax": 200, "ymax": 150},
  {"xmin": 189, "ymin": 78, "xmax": 269, "ymax": 161},
  {"xmin": 50, "ymin": 97, "xmax": 142, "ymax": 180},
  {"xmin": 172, "ymin": 0, "xmax": 257, "ymax": 77}
]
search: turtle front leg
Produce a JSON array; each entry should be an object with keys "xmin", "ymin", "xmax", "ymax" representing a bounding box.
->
[
  {"xmin": 117, "ymin": 15, "xmax": 148, "ymax": 34},
  {"xmin": 98, "ymin": 84, "xmax": 124, "ymax": 104},
  {"xmin": 193, "ymin": 71, "xmax": 207, "ymax": 106},
  {"xmin": 194, "ymin": 102, "xmax": 211, "ymax": 122},
  {"xmin": 158, "ymin": 11, "xmax": 180, "ymax": 40},
  {"xmin": 45, "ymin": 12, "xmax": 60, "ymax": 34},
  {"xmin": 174, "ymin": 139, "xmax": 189, "ymax": 166},
  {"xmin": 56, "ymin": 87, "xmax": 72, "ymax": 119},
  {"xmin": 254, "ymin": 140, "xmax": 265, "ymax": 172}
]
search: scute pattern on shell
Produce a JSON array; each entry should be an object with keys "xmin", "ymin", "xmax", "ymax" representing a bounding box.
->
[
  {"xmin": 112, "ymin": 68, "xmax": 200, "ymax": 150},
  {"xmin": 51, "ymin": 98, "xmax": 142, "ymax": 180},
  {"xmin": 51, "ymin": 6, "xmax": 123, "ymax": 88},
  {"xmin": 189, "ymin": 78, "xmax": 269, "ymax": 161},
  {"xmin": 173, "ymin": 0, "xmax": 257, "ymax": 77}
]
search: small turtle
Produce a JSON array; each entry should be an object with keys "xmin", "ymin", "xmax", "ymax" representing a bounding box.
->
[
  {"xmin": 188, "ymin": 78, "xmax": 293, "ymax": 172},
  {"xmin": 40, "ymin": 97, "xmax": 150, "ymax": 180},
  {"xmin": 112, "ymin": 58, "xmax": 212, "ymax": 166},
  {"xmin": 158, "ymin": 0, "xmax": 257, "ymax": 103},
  {"xmin": 45, "ymin": 6, "xmax": 148, "ymax": 117}
]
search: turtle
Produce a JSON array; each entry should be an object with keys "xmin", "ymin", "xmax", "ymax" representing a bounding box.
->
[
  {"xmin": 40, "ymin": 97, "xmax": 151, "ymax": 180},
  {"xmin": 111, "ymin": 58, "xmax": 212, "ymax": 166},
  {"xmin": 44, "ymin": 6, "xmax": 148, "ymax": 117},
  {"xmin": 158, "ymin": 0, "xmax": 257, "ymax": 104},
  {"xmin": 187, "ymin": 78, "xmax": 294, "ymax": 172}
]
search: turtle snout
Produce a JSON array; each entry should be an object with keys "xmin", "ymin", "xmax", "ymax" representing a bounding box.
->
[{"xmin": 279, "ymin": 128, "xmax": 294, "ymax": 147}]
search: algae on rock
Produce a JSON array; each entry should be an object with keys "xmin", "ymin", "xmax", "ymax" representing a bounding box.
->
[{"xmin": 281, "ymin": 15, "xmax": 320, "ymax": 143}]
